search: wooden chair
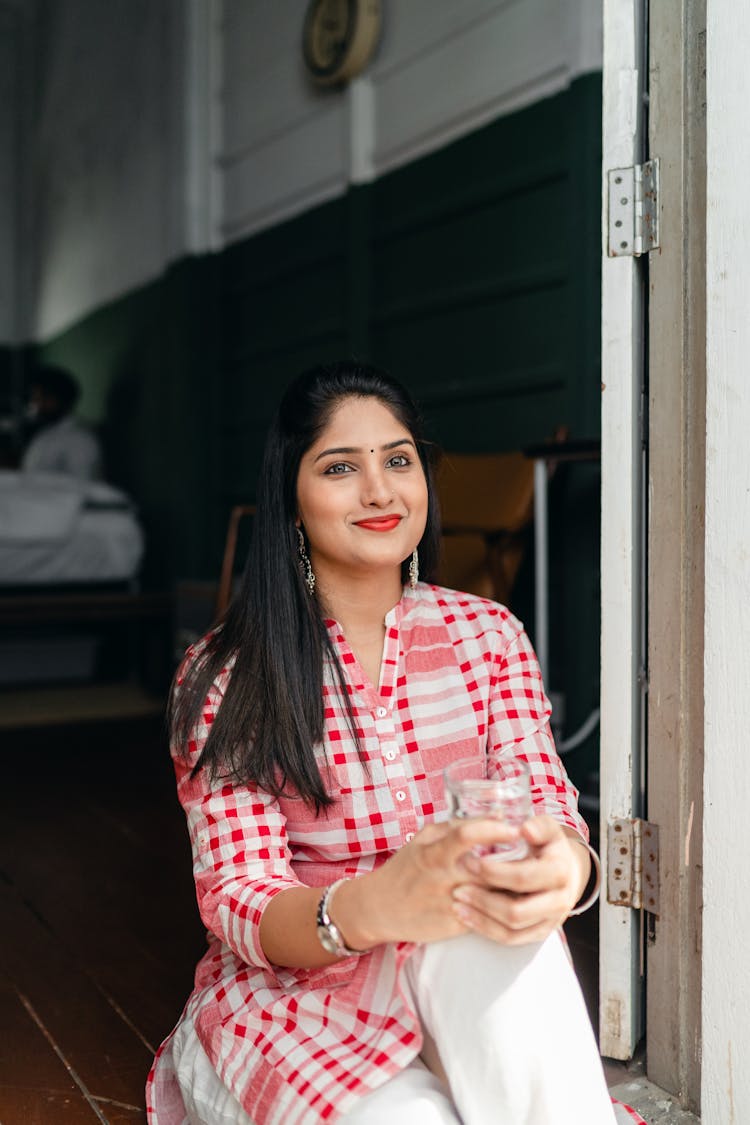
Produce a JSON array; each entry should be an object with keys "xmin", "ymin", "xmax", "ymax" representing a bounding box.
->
[
  {"xmin": 214, "ymin": 505, "xmax": 256, "ymax": 620},
  {"xmin": 434, "ymin": 451, "xmax": 536, "ymax": 606}
]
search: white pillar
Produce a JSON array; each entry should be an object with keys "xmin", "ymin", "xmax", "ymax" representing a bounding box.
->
[{"xmin": 703, "ymin": 1, "xmax": 750, "ymax": 1119}]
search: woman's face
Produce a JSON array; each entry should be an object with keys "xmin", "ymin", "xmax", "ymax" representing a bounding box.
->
[{"xmin": 296, "ymin": 395, "xmax": 428, "ymax": 589}]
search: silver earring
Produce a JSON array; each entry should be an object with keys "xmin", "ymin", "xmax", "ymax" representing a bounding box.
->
[
  {"xmin": 408, "ymin": 547, "xmax": 419, "ymax": 589},
  {"xmin": 297, "ymin": 528, "xmax": 315, "ymax": 595}
]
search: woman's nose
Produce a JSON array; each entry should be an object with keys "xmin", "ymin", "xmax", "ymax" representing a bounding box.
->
[{"xmin": 360, "ymin": 465, "xmax": 392, "ymax": 506}]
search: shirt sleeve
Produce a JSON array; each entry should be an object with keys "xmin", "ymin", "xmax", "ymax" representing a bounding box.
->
[
  {"xmin": 21, "ymin": 424, "xmax": 102, "ymax": 480},
  {"xmin": 487, "ymin": 625, "xmax": 589, "ymax": 840},
  {"xmin": 61, "ymin": 428, "xmax": 101, "ymax": 480},
  {"xmin": 172, "ymin": 660, "xmax": 306, "ymax": 973}
]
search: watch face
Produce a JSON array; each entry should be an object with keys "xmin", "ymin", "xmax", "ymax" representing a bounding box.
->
[
  {"xmin": 304, "ymin": 0, "xmax": 353, "ymax": 77},
  {"xmin": 317, "ymin": 923, "xmax": 342, "ymax": 956}
]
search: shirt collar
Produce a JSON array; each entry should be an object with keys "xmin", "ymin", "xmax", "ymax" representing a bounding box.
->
[{"xmin": 324, "ymin": 582, "xmax": 422, "ymax": 636}]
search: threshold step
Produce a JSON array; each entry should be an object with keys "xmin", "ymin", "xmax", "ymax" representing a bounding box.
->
[{"xmin": 0, "ymin": 682, "xmax": 166, "ymax": 729}]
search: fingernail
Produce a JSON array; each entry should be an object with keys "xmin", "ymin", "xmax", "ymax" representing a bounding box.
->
[
  {"xmin": 461, "ymin": 853, "xmax": 481, "ymax": 875},
  {"xmin": 453, "ymin": 886, "xmax": 471, "ymax": 904},
  {"xmin": 453, "ymin": 902, "xmax": 474, "ymax": 925}
]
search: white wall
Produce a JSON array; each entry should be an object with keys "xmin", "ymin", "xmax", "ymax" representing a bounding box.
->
[
  {"xmin": 702, "ymin": 0, "xmax": 750, "ymax": 1118},
  {"xmin": 220, "ymin": 0, "xmax": 603, "ymax": 243},
  {"xmin": 25, "ymin": 0, "xmax": 199, "ymax": 341}
]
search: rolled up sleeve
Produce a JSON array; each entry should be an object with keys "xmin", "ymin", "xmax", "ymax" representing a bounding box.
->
[
  {"xmin": 172, "ymin": 669, "xmax": 305, "ymax": 973},
  {"xmin": 487, "ymin": 626, "xmax": 589, "ymax": 841}
]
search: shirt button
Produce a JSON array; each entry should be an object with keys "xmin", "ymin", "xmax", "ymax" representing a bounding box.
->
[
  {"xmin": 395, "ymin": 790, "xmax": 406, "ymax": 802},
  {"xmin": 376, "ymin": 706, "xmax": 387, "ymax": 718},
  {"xmin": 405, "ymin": 832, "xmax": 415, "ymax": 842},
  {"xmin": 384, "ymin": 749, "xmax": 397, "ymax": 761}
]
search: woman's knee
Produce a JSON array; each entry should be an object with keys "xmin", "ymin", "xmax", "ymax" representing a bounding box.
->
[{"xmin": 339, "ymin": 1060, "xmax": 460, "ymax": 1124}]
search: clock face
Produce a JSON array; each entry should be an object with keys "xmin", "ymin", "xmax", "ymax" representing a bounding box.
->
[
  {"xmin": 303, "ymin": 0, "xmax": 381, "ymax": 86},
  {"xmin": 306, "ymin": 0, "xmax": 351, "ymax": 74}
]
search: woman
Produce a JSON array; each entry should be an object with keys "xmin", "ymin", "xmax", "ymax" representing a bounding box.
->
[{"xmin": 147, "ymin": 361, "xmax": 644, "ymax": 1124}]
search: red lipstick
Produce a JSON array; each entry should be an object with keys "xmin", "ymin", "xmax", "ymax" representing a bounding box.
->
[{"xmin": 354, "ymin": 516, "xmax": 403, "ymax": 531}]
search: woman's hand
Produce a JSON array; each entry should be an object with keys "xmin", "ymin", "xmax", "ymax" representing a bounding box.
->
[
  {"xmin": 449, "ymin": 816, "xmax": 591, "ymax": 946},
  {"xmin": 335, "ymin": 817, "xmax": 527, "ymax": 949}
]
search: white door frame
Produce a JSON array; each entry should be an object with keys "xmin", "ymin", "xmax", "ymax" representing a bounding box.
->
[{"xmin": 599, "ymin": 0, "xmax": 648, "ymax": 1061}]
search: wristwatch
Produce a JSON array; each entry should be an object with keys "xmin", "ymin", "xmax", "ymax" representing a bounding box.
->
[{"xmin": 316, "ymin": 878, "xmax": 361, "ymax": 957}]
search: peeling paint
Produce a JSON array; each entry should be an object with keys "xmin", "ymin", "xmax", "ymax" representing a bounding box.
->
[
  {"xmin": 728, "ymin": 1041, "xmax": 735, "ymax": 1124},
  {"xmin": 602, "ymin": 993, "xmax": 624, "ymax": 1057},
  {"xmin": 684, "ymin": 800, "xmax": 694, "ymax": 867}
]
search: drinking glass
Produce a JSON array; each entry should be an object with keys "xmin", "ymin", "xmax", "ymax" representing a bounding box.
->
[{"xmin": 444, "ymin": 755, "xmax": 531, "ymax": 861}]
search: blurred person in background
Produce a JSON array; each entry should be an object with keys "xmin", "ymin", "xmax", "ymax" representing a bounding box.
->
[{"xmin": 22, "ymin": 365, "xmax": 102, "ymax": 480}]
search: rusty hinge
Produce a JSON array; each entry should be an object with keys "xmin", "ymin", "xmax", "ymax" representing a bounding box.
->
[
  {"xmin": 606, "ymin": 818, "xmax": 660, "ymax": 916},
  {"xmin": 607, "ymin": 159, "xmax": 660, "ymax": 257}
]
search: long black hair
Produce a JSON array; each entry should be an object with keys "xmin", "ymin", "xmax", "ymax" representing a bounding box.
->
[{"xmin": 172, "ymin": 360, "xmax": 442, "ymax": 810}]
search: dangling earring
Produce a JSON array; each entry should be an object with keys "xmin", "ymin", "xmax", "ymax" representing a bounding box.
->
[
  {"xmin": 297, "ymin": 528, "xmax": 316, "ymax": 595},
  {"xmin": 408, "ymin": 547, "xmax": 419, "ymax": 589}
]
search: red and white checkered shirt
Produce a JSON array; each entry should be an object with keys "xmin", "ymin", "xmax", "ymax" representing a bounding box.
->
[{"xmin": 147, "ymin": 584, "xmax": 642, "ymax": 1125}]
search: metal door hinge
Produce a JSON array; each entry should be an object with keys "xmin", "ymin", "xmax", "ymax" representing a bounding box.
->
[
  {"xmin": 606, "ymin": 817, "xmax": 660, "ymax": 915},
  {"xmin": 607, "ymin": 159, "xmax": 660, "ymax": 257}
]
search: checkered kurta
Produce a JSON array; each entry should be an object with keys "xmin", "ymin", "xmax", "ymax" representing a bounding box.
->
[{"xmin": 146, "ymin": 584, "xmax": 644, "ymax": 1125}]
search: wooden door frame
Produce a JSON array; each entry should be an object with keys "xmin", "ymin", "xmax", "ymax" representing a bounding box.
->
[{"xmin": 645, "ymin": 0, "xmax": 705, "ymax": 1111}]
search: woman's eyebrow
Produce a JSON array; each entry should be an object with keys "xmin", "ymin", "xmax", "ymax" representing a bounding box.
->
[{"xmin": 314, "ymin": 438, "xmax": 416, "ymax": 463}]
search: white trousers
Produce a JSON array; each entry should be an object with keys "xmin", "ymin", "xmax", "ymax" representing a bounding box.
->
[{"xmin": 174, "ymin": 931, "xmax": 618, "ymax": 1124}]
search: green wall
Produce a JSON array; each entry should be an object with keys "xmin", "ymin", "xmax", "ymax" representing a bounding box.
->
[
  {"xmin": 219, "ymin": 74, "xmax": 602, "ymax": 493},
  {"xmin": 7, "ymin": 73, "xmax": 603, "ymax": 784}
]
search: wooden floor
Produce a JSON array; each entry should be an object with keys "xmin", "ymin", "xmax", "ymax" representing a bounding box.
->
[
  {"xmin": 0, "ymin": 715, "xmax": 205, "ymax": 1124},
  {"xmin": 0, "ymin": 713, "xmax": 601, "ymax": 1124}
]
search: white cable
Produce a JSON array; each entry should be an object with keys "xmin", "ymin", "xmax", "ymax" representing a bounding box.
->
[{"xmin": 558, "ymin": 707, "xmax": 601, "ymax": 754}]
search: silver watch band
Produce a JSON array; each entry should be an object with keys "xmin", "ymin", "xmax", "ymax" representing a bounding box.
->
[{"xmin": 316, "ymin": 878, "xmax": 361, "ymax": 957}]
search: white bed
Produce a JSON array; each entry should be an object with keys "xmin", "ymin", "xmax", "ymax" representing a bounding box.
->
[{"xmin": 0, "ymin": 470, "xmax": 144, "ymax": 585}]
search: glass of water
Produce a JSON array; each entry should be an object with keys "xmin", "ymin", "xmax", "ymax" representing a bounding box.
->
[{"xmin": 444, "ymin": 755, "xmax": 531, "ymax": 861}]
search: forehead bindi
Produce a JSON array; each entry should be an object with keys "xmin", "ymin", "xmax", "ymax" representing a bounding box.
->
[{"xmin": 312, "ymin": 399, "xmax": 411, "ymax": 455}]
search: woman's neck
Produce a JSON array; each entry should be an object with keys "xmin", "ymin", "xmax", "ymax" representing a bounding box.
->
[
  {"xmin": 317, "ymin": 569, "xmax": 404, "ymax": 634},
  {"xmin": 318, "ymin": 570, "xmax": 404, "ymax": 691}
]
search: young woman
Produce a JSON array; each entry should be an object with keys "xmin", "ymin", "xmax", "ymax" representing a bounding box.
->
[{"xmin": 147, "ymin": 361, "xmax": 645, "ymax": 1124}]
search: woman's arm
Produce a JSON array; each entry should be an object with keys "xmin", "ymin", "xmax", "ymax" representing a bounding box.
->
[
  {"xmin": 445, "ymin": 624, "xmax": 596, "ymax": 945},
  {"xmin": 176, "ymin": 658, "xmax": 519, "ymax": 971},
  {"xmin": 259, "ymin": 816, "xmax": 527, "ymax": 968},
  {"xmin": 173, "ymin": 665, "xmax": 306, "ymax": 974},
  {"xmin": 262, "ymin": 622, "xmax": 598, "ymax": 966}
]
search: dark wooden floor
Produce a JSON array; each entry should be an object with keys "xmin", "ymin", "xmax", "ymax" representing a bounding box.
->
[
  {"xmin": 0, "ymin": 715, "xmax": 205, "ymax": 1125},
  {"xmin": 0, "ymin": 714, "xmax": 600, "ymax": 1125}
]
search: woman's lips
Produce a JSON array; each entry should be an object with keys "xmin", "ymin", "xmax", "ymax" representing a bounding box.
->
[{"xmin": 354, "ymin": 516, "xmax": 403, "ymax": 531}]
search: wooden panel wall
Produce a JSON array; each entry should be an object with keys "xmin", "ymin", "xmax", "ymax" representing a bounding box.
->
[{"xmin": 217, "ymin": 74, "xmax": 602, "ymax": 482}]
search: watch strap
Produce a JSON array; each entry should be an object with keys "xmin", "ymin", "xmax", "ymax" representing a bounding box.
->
[{"xmin": 316, "ymin": 878, "xmax": 361, "ymax": 957}]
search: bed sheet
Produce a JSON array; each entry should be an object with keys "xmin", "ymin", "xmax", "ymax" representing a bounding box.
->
[
  {"xmin": 0, "ymin": 470, "xmax": 145, "ymax": 584},
  {"xmin": 0, "ymin": 508, "xmax": 145, "ymax": 584}
]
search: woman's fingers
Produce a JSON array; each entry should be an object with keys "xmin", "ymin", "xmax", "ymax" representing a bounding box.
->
[
  {"xmin": 474, "ymin": 850, "xmax": 569, "ymax": 894},
  {"xmin": 380, "ymin": 816, "xmax": 585, "ymax": 946},
  {"xmin": 521, "ymin": 814, "xmax": 564, "ymax": 847},
  {"xmin": 426, "ymin": 818, "xmax": 522, "ymax": 864},
  {"xmin": 452, "ymin": 898, "xmax": 560, "ymax": 947},
  {"xmin": 470, "ymin": 817, "xmax": 582, "ymax": 895},
  {"xmin": 453, "ymin": 884, "xmax": 567, "ymax": 931}
]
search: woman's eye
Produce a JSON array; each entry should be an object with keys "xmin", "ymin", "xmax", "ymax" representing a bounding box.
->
[
  {"xmin": 387, "ymin": 453, "xmax": 411, "ymax": 468},
  {"xmin": 323, "ymin": 462, "xmax": 353, "ymax": 475}
]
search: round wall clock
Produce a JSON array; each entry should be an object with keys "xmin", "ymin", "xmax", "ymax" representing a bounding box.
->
[{"xmin": 302, "ymin": 0, "xmax": 382, "ymax": 87}]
